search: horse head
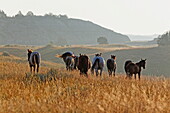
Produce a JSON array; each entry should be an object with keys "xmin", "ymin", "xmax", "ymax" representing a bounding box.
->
[
  {"xmin": 111, "ymin": 55, "xmax": 116, "ymax": 60},
  {"xmin": 27, "ymin": 49, "xmax": 33, "ymax": 61},
  {"xmin": 140, "ymin": 59, "xmax": 147, "ymax": 69},
  {"xmin": 95, "ymin": 53, "xmax": 102, "ymax": 57}
]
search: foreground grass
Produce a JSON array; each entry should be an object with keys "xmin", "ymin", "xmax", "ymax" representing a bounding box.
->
[{"xmin": 0, "ymin": 57, "xmax": 170, "ymax": 113}]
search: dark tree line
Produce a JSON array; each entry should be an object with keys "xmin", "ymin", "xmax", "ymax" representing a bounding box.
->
[
  {"xmin": 0, "ymin": 10, "xmax": 68, "ymax": 19},
  {"xmin": 157, "ymin": 31, "xmax": 170, "ymax": 46}
]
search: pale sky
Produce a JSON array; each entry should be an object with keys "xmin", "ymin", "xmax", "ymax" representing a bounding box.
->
[{"xmin": 0, "ymin": 0, "xmax": 170, "ymax": 35}]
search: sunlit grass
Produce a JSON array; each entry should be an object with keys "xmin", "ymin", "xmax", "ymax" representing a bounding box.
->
[{"xmin": 0, "ymin": 56, "xmax": 170, "ymax": 113}]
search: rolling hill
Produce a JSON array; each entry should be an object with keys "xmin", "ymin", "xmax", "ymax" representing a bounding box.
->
[
  {"xmin": 0, "ymin": 44, "xmax": 169, "ymax": 76},
  {"xmin": 0, "ymin": 16, "xmax": 130, "ymax": 45}
]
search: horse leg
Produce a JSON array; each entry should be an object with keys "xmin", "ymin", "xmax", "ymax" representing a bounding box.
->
[
  {"xmin": 134, "ymin": 74, "xmax": 136, "ymax": 79},
  {"xmin": 95, "ymin": 69, "xmax": 98, "ymax": 76},
  {"xmin": 110, "ymin": 70, "xmax": 113, "ymax": 77},
  {"xmin": 108, "ymin": 69, "xmax": 111, "ymax": 76},
  {"xmin": 113, "ymin": 69, "xmax": 115, "ymax": 76},
  {"xmin": 37, "ymin": 64, "xmax": 39, "ymax": 73},
  {"xmin": 32, "ymin": 65, "xmax": 36, "ymax": 74},
  {"xmin": 138, "ymin": 72, "xmax": 141, "ymax": 80},
  {"xmin": 30, "ymin": 65, "xmax": 32, "ymax": 73},
  {"xmin": 100, "ymin": 69, "xmax": 103, "ymax": 76}
]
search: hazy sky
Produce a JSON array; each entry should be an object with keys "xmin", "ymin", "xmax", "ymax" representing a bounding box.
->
[{"xmin": 1, "ymin": 0, "xmax": 170, "ymax": 35}]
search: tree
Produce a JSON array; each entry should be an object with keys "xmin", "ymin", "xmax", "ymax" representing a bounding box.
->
[
  {"xmin": 58, "ymin": 14, "xmax": 68, "ymax": 19},
  {"xmin": 26, "ymin": 11, "xmax": 34, "ymax": 16},
  {"xmin": 15, "ymin": 11, "xmax": 24, "ymax": 17},
  {"xmin": 97, "ymin": 37, "xmax": 108, "ymax": 44},
  {"xmin": 0, "ymin": 10, "xmax": 7, "ymax": 18},
  {"xmin": 157, "ymin": 31, "xmax": 170, "ymax": 46}
]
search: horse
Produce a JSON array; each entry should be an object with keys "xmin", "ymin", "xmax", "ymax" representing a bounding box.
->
[
  {"xmin": 65, "ymin": 56, "xmax": 75, "ymax": 70},
  {"xmin": 91, "ymin": 53, "xmax": 105, "ymax": 76},
  {"xmin": 124, "ymin": 59, "xmax": 147, "ymax": 80},
  {"xmin": 27, "ymin": 49, "xmax": 41, "ymax": 73},
  {"xmin": 77, "ymin": 54, "xmax": 91, "ymax": 76},
  {"xmin": 56, "ymin": 51, "xmax": 75, "ymax": 70},
  {"xmin": 58, "ymin": 51, "xmax": 74, "ymax": 63},
  {"xmin": 107, "ymin": 55, "xmax": 117, "ymax": 76}
]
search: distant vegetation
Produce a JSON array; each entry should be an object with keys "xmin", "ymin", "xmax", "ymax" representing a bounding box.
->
[
  {"xmin": 157, "ymin": 31, "xmax": 170, "ymax": 46},
  {"xmin": 0, "ymin": 10, "xmax": 130, "ymax": 46},
  {"xmin": 97, "ymin": 37, "xmax": 108, "ymax": 44}
]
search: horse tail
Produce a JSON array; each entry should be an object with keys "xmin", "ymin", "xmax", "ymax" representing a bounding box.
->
[
  {"xmin": 91, "ymin": 58, "xmax": 99, "ymax": 70},
  {"xmin": 55, "ymin": 54, "xmax": 62, "ymax": 58},
  {"xmin": 35, "ymin": 53, "xmax": 41, "ymax": 65},
  {"xmin": 107, "ymin": 59, "xmax": 112, "ymax": 69},
  {"xmin": 124, "ymin": 60, "xmax": 132, "ymax": 73}
]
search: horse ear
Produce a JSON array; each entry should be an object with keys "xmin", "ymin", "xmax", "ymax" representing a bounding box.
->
[
  {"xmin": 100, "ymin": 53, "xmax": 102, "ymax": 56},
  {"xmin": 145, "ymin": 59, "xmax": 147, "ymax": 61}
]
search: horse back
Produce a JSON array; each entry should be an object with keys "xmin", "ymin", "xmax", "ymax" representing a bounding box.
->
[
  {"xmin": 78, "ymin": 56, "xmax": 90, "ymax": 71},
  {"xmin": 107, "ymin": 59, "xmax": 116, "ymax": 70},
  {"xmin": 126, "ymin": 63, "xmax": 139, "ymax": 74},
  {"xmin": 124, "ymin": 60, "xmax": 132, "ymax": 72},
  {"xmin": 66, "ymin": 56, "xmax": 74, "ymax": 66},
  {"xmin": 29, "ymin": 52, "xmax": 40, "ymax": 65}
]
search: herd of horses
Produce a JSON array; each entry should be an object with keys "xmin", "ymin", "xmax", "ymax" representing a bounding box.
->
[{"xmin": 27, "ymin": 49, "xmax": 147, "ymax": 80}]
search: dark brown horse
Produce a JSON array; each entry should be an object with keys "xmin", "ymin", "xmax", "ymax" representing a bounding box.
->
[
  {"xmin": 77, "ymin": 54, "xmax": 91, "ymax": 77},
  {"xmin": 107, "ymin": 55, "xmax": 116, "ymax": 76},
  {"xmin": 27, "ymin": 49, "xmax": 41, "ymax": 73},
  {"xmin": 124, "ymin": 59, "xmax": 146, "ymax": 80}
]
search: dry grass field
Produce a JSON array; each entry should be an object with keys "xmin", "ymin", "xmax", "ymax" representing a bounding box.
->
[{"xmin": 0, "ymin": 55, "xmax": 170, "ymax": 113}]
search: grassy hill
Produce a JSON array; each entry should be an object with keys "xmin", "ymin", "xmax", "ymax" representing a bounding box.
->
[
  {"xmin": 0, "ymin": 55, "xmax": 170, "ymax": 112},
  {"xmin": 0, "ymin": 16, "xmax": 130, "ymax": 45},
  {"xmin": 0, "ymin": 44, "xmax": 169, "ymax": 76},
  {"xmin": 104, "ymin": 46, "xmax": 170, "ymax": 76}
]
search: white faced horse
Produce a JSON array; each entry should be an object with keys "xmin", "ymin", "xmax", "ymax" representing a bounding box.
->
[{"xmin": 91, "ymin": 53, "xmax": 105, "ymax": 76}]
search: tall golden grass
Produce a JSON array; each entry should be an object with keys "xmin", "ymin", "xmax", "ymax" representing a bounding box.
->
[{"xmin": 0, "ymin": 56, "xmax": 170, "ymax": 113}]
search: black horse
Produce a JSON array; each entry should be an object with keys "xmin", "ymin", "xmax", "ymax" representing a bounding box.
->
[
  {"xmin": 107, "ymin": 55, "xmax": 117, "ymax": 76},
  {"xmin": 27, "ymin": 49, "xmax": 41, "ymax": 73},
  {"xmin": 77, "ymin": 54, "xmax": 91, "ymax": 77},
  {"xmin": 124, "ymin": 59, "xmax": 146, "ymax": 80}
]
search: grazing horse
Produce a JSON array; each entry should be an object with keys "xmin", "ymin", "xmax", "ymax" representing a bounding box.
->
[
  {"xmin": 91, "ymin": 53, "xmax": 105, "ymax": 76},
  {"xmin": 107, "ymin": 55, "xmax": 117, "ymax": 76},
  {"xmin": 65, "ymin": 56, "xmax": 75, "ymax": 70},
  {"xmin": 27, "ymin": 49, "xmax": 41, "ymax": 73},
  {"xmin": 125, "ymin": 59, "xmax": 147, "ymax": 80},
  {"xmin": 77, "ymin": 54, "xmax": 91, "ymax": 76}
]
